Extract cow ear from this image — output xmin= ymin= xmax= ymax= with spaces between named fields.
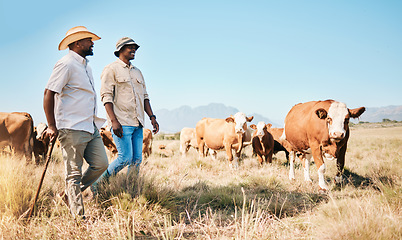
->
xmin=266 ymin=123 xmax=272 ymax=128
xmin=246 ymin=116 xmax=254 ymax=122
xmin=225 ymin=117 xmax=235 ymax=123
xmin=349 ymin=107 xmax=365 ymax=118
xmin=250 ymin=124 xmax=257 ymax=129
xmin=315 ymin=109 xmax=328 ymax=119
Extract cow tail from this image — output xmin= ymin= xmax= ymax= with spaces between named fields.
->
xmin=28 ymin=114 xmax=34 ymax=158
xmin=23 ymin=113 xmax=34 ymax=162
xmin=279 ymin=126 xmax=287 ymax=142
xmin=150 ymin=137 xmax=153 ymax=155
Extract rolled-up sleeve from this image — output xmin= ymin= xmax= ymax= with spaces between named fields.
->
xmin=100 ymin=66 xmax=115 ymax=104
xmin=137 ymin=68 xmax=149 ymax=100
xmin=46 ymin=61 xmax=70 ymax=93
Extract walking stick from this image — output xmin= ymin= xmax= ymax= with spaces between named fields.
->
xmin=27 ymin=137 xmax=56 ymax=220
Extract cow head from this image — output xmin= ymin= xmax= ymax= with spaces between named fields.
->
xmin=315 ymin=102 xmax=365 ymax=142
xmin=226 ymin=112 xmax=254 ymax=134
xmin=250 ymin=121 xmax=268 ymax=140
xmin=36 ymin=123 xmax=48 ymax=141
xmin=226 ymin=112 xmax=253 ymax=153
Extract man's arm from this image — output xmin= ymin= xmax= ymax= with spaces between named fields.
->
xmin=43 ymin=89 xmax=58 ymax=140
xmin=104 ymin=102 xmax=123 ymax=138
xmin=144 ymin=99 xmax=159 ymax=134
xmin=101 ymin=66 xmax=124 ymax=138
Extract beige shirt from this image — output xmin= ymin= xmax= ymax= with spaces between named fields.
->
xmin=46 ymin=50 xmax=105 ymax=133
xmin=100 ymin=59 xmax=149 ymax=127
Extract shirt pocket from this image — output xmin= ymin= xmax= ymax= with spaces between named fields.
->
xmin=115 ymin=75 xmax=134 ymax=103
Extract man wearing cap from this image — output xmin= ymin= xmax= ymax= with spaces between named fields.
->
xmin=96 ymin=37 xmax=159 ymax=184
xmin=43 ymin=26 xmax=109 ymax=218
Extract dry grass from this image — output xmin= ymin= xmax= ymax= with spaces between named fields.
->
xmin=0 ymin=125 xmax=401 ymax=239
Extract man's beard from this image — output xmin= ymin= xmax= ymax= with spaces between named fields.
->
xmin=83 ymin=48 xmax=94 ymax=56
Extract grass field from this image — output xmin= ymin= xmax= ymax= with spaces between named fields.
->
xmin=0 ymin=124 xmax=401 ymax=239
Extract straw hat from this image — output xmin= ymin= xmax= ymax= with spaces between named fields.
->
xmin=114 ymin=37 xmax=140 ymax=57
xmin=58 ymin=26 xmax=101 ymax=50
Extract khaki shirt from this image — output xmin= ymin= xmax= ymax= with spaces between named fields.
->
xmin=100 ymin=59 xmax=149 ymax=127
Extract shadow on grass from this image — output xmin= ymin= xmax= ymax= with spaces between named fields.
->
xmin=332 ymin=168 xmax=382 ymax=191
xmin=176 ymin=182 xmax=328 ymax=222
xmin=95 ymin=172 xmax=329 ymax=225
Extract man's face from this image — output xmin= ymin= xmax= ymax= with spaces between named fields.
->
xmin=78 ymin=38 xmax=94 ymax=56
xmin=120 ymin=45 xmax=137 ymax=61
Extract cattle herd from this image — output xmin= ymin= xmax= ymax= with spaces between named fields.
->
xmin=0 ymin=99 xmax=365 ymax=191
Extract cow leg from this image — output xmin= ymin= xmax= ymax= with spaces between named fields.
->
xmin=232 ymin=150 xmax=240 ymax=169
xmin=21 ymin=141 xmax=33 ymax=163
xmin=225 ymin=144 xmax=238 ymax=169
xmin=301 ymin=153 xmax=312 ymax=182
xmin=312 ymin=146 xmax=328 ymax=191
xmin=209 ymin=149 xmax=217 ymax=160
xmin=257 ymin=153 xmax=263 ymax=165
xmin=180 ymin=142 xmax=186 ymax=157
xmin=266 ymin=149 xmax=273 ymax=164
xmin=14 ymin=144 xmax=32 ymax=163
xmin=34 ymin=152 xmax=40 ymax=165
xmin=335 ymin=144 xmax=347 ymax=184
xmin=185 ymin=144 xmax=190 ymax=155
xmin=25 ymin=151 xmax=33 ymax=163
xmin=288 ymin=151 xmax=296 ymax=181
xmin=198 ymin=139 xmax=205 ymax=159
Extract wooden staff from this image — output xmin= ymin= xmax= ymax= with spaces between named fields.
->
xmin=27 ymin=137 xmax=56 ymax=220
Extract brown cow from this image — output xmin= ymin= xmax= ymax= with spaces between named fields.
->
xmin=33 ymin=123 xmax=51 ymax=164
xmin=250 ymin=122 xmax=274 ymax=164
xmin=0 ymin=112 xmax=34 ymax=162
xmin=180 ymin=127 xmax=220 ymax=159
xmin=282 ymin=100 xmax=365 ymax=191
xmin=266 ymin=125 xmax=290 ymax=161
xmin=99 ymin=127 xmax=118 ymax=157
xmin=196 ymin=112 xmax=253 ymax=168
xmin=142 ymin=128 xmax=153 ymax=158
xmin=100 ymin=127 xmax=153 ymax=159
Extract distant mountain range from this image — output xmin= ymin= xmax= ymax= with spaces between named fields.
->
xmin=144 ymin=103 xmax=278 ymax=133
xmin=145 ymin=103 xmax=402 ymax=133
xmin=357 ymin=105 xmax=402 ymax=123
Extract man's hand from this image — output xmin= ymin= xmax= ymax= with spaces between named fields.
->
xmin=112 ymin=119 xmax=123 ymax=138
xmin=46 ymin=124 xmax=58 ymax=142
xmin=151 ymin=118 xmax=159 ymax=134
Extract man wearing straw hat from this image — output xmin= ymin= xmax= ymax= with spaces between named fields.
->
xmin=43 ymin=26 xmax=108 ymax=219
xmin=95 ymin=37 xmax=159 ymax=187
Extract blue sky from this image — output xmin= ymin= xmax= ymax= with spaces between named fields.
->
xmin=1 ymin=0 xmax=401 ymax=128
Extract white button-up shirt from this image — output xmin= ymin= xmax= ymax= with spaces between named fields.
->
xmin=46 ymin=50 xmax=105 ymax=133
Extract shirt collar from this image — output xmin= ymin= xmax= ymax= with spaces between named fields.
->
xmin=69 ymin=50 xmax=88 ymax=65
xmin=116 ymin=58 xmax=134 ymax=69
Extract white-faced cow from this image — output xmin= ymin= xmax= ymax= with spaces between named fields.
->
xmin=179 ymin=127 xmax=198 ymax=157
xmin=250 ymin=122 xmax=274 ymax=164
xmin=33 ymin=122 xmax=51 ymax=164
xmin=282 ymin=100 xmax=365 ymax=191
xmin=142 ymin=128 xmax=153 ymax=159
xmin=195 ymin=112 xmax=253 ymax=168
xmin=0 ymin=112 xmax=34 ymax=162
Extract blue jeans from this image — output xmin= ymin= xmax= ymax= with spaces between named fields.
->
xmin=99 ymin=126 xmax=143 ymax=182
